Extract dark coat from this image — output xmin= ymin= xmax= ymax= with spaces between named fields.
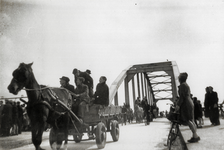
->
xmin=207 ymin=91 xmax=220 ymax=124
xmin=74 ymin=84 xmax=90 ymax=103
xmin=62 ymin=84 xmax=75 ymax=93
xmin=2 ymin=103 xmax=13 ymax=126
xmin=74 ymin=71 xmax=93 ymax=89
xmin=204 ymin=92 xmax=210 ymax=117
xmin=17 ymin=105 xmax=24 ymax=120
xmin=194 ymin=101 xmax=203 ymax=119
xmin=12 ymin=104 xmax=18 ymax=124
xmin=94 ymin=82 xmax=109 ymax=106
xmin=177 ymin=82 xmax=194 ymax=123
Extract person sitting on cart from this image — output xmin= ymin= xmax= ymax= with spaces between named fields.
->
xmin=93 ymin=76 xmax=109 ymax=107
xmin=59 ymin=76 xmax=75 ymax=93
xmin=72 ymin=68 xmax=94 ymax=98
xmin=72 ymin=77 xmax=90 ymax=123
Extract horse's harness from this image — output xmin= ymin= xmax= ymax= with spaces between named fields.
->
xmin=23 ymin=86 xmax=69 ymax=126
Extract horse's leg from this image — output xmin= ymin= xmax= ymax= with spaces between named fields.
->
xmin=32 ymin=107 xmax=49 ymax=150
xmin=31 ymin=122 xmax=45 ymax=150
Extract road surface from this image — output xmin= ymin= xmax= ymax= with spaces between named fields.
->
xmin=12 ymin=118 xmax=171 ymax=150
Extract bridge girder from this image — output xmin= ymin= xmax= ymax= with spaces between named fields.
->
xmin=109 ymin=61 xmax=180 ymax=107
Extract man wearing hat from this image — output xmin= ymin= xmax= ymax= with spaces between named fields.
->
xmin=60 ymin=76 xmax=75 ymax=93
xmin=72 ymin=68 xmax=93 ymax=98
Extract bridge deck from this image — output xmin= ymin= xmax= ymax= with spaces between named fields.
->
xmin=0 ymin=117 xmax=223 ymax=150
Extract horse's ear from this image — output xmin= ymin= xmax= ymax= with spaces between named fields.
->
xmin=28 ymin=62 xmax=33 ymax=67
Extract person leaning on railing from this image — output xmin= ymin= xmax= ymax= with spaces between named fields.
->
xmin=175 ymin=72 xmax=200 ymax=143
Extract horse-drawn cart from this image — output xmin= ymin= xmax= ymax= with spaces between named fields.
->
xmin=49 ymin=99 xmax=122 ymax=149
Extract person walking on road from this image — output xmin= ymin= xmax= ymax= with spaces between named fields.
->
xmin=208 ymin=86 xmax=220 ymax=126
xmin=204 ymin=87 xmax=211 ymax=121
xmin=175 ymin=72 xmax=200 ymax=143
xmin=193 ymin=97 xmax=203 ymax=128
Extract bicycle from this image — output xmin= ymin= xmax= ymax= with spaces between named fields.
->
xmin=166 ymin=104 xmax=186 ymax=150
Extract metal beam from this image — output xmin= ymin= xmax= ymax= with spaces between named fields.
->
xmin=124 ymin=78 xmax=129 ymax=105
xmin=150 ymin=81 xmax=171 ymax=85
xmin=132 ymin=78 xmax=136 ymax=104
xmin=114 ymin=92 xmax=118 ymax=106
xmin=141 ymin=73 xmax=144 ymax=98
xmin=153 ymin=89 xmax=172 ymax=92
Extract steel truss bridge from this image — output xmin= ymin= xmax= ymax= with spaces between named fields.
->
xmin=109 ymin=61 xmax=180 ymax=109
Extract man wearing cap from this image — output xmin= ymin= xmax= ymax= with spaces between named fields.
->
xmin=60 ymin=76 xmax=75 ymax=93
xmin=72 ymin=77 xmax=90 ymax=122
xmin=72 ymin=68 xmax=93 ymax=98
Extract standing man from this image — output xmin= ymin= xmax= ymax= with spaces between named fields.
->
xmin=1 ymin=99 xmax=13 ymax=136
xmin=141 ymin=97 xmax=150 ymax=125
xmin=17 ymin=101 xmax=24 ymax=134
xmin=204 ymin=87 xmax=210 ymax=119
xmin=12 ymin=101 xmax=18 ymax=135
xmin=208 ymin=86 xmax=220 ymax=126
xmin=93 ymin=76 xmax=109 ymax=106
xmin=72 ymin=68 xmax=94 ymax=98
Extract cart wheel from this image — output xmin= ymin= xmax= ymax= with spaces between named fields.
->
xmin=95 ymin=122 xmax=107 ymax=149
xmin=73 ymin=134 xmax=83 ymax=143
xmin=110 ymin=120 xmax=119 ymax=141
xmin=49 ymin=128 xmax=57 ymax=148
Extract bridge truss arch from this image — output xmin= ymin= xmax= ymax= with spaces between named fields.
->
xmin=109 ymin=61 xmax=180 ymax=109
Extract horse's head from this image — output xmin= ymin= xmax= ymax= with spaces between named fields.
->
xmin=8 ymin=62 xmax=33 ymax=95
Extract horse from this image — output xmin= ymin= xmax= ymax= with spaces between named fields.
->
xmin=8 ymin=62 xmax=73 ymax=150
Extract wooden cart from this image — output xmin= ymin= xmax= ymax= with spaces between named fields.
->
xmin=49 ymin=100 xmax=122 ymax=149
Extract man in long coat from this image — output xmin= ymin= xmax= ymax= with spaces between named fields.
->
xmin=208 ymin=86 xmax=220 ymax=126
xmin=93 ymin=76 xmax=109 ymax=106
xmin=204 ymin=87 xmax=210 ymax=118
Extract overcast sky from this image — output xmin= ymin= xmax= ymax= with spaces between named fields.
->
xmin=1 ymin=0 xmax=224 ymax=110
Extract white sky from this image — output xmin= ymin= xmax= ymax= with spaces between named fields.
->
xmin=1 ymin=0 xmax=224 ymax=111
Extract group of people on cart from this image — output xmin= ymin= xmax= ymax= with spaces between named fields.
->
xmin=59 ymin=68 xmax=109 ymax=123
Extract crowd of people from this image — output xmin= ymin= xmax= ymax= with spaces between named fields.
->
xmin=173 ymin=72 xmax=221 ymax=143
xmin=0 ymin=99 xmax=30 ymax=137
xmin=59 ymin=68 xmax=109 ymax=123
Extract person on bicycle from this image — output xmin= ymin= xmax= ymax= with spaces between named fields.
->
xmin=175 ymin=72 xmax=200 ymax=143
